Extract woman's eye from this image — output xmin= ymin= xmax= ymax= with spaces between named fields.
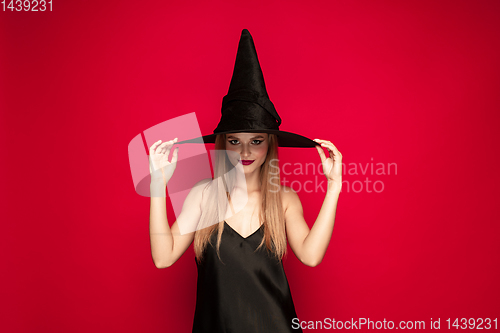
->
xmin=228 ymin=139 xmax=262 ymax=145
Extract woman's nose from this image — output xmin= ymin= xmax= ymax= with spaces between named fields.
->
xmin=240 ymin=144 xmax=251 ymax=157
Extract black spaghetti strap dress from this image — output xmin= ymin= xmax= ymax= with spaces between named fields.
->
xmin=192 ymin=221 xmax=302 ymax=333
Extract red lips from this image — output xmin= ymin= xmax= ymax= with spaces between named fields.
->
xmin=240 ymin=160 xmax=255 ymax=165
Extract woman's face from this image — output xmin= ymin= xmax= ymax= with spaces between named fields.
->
xmin=225 ymin=133 xmax=269 ymax=173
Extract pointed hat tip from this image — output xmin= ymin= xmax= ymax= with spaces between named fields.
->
xmin=241 ymin=29 xmax=251 ymax=36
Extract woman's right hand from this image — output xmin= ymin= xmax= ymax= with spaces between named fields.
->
xmin=149 ymin=138 xmax=179 ymax=187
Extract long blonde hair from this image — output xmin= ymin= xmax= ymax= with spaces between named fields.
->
xmin=193 ymin=133 xmax=287 ymax=263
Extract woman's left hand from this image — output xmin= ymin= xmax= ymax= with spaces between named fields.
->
xmin=313 ymin=139 xmax=343 ymax=187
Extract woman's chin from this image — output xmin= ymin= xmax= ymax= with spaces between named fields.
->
xmin=242 ymin=163 xmax=264 ymax=174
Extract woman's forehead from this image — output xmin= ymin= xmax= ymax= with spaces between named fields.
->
xmin=226 ymin=133 xmax=268 ymax=139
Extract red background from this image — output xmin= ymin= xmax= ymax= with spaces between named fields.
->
xmin=2 ymin=0 xmax=500 ymax=332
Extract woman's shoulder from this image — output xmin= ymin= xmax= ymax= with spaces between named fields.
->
xmin=279 ymin=184 xmax=298 ymax=196
xmin=185 ymin=178 xmax=212 ymax=201
xmin=279 ymin=185 xmax=302 ymax=211
xmin=194 ymin=177 xmax=212 ymax=188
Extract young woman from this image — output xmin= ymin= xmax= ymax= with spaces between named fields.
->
xmin=148 ymin=29 xmax=342 ymax=332
xmin=148 ymin=132 xmax=341 ymax=332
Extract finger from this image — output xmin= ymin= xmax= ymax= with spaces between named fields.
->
xmin=320 ymin=142 xmax=342 ymax=157
xmin=159 ymin=138 xmax=177 ymax=154
xmin=312 ymin=139 xmax=322 ymax=148
xmin=171 ymin=147 xmax=179 ymax=164
xmin=153 ymin=141 xmax=167 ymax=155
xmin=163 ymin=138 xmax=177 ymax=156
xmin=315 ymin=145 xmax=327 ymax=162
xmin=313 ymin=139 xmax=323 ymax=145
xmin=327 ymin=142 xmax=341 ymax=155
xmin=149 ymin=140 xmax=163 ymax=154
xmin=323 ymin=145 xmax=341 ymax=160
xmin=315 ymin=139 xmax=336 ymax=152
xmin=315 ymin=139 xmax=337 ymax=149
xmin=164 ymin=143 xmax=173 ymax=158
xmin=162 ymin=138 xmax=177 ymax=156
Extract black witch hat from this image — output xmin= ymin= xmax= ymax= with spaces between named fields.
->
xmin=177 ymin=29 xmax=318 ymax=148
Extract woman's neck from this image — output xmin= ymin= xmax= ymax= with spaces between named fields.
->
xmin=244 ymin=170 xmax=262 ymax=193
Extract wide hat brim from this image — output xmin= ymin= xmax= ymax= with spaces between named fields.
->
xmin=176 ymin=129 xmax=318 ymax=148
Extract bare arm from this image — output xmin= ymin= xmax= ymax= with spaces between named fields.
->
xmin=148 ymin=138 xmax=204 ymax=268
xmin=284 ymin=182 xmax=341 ymax=267
xmin=285 ymin=139 xmax=342 ymax=267
xmin=149 ymin=181 xmax=204 ymax=268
